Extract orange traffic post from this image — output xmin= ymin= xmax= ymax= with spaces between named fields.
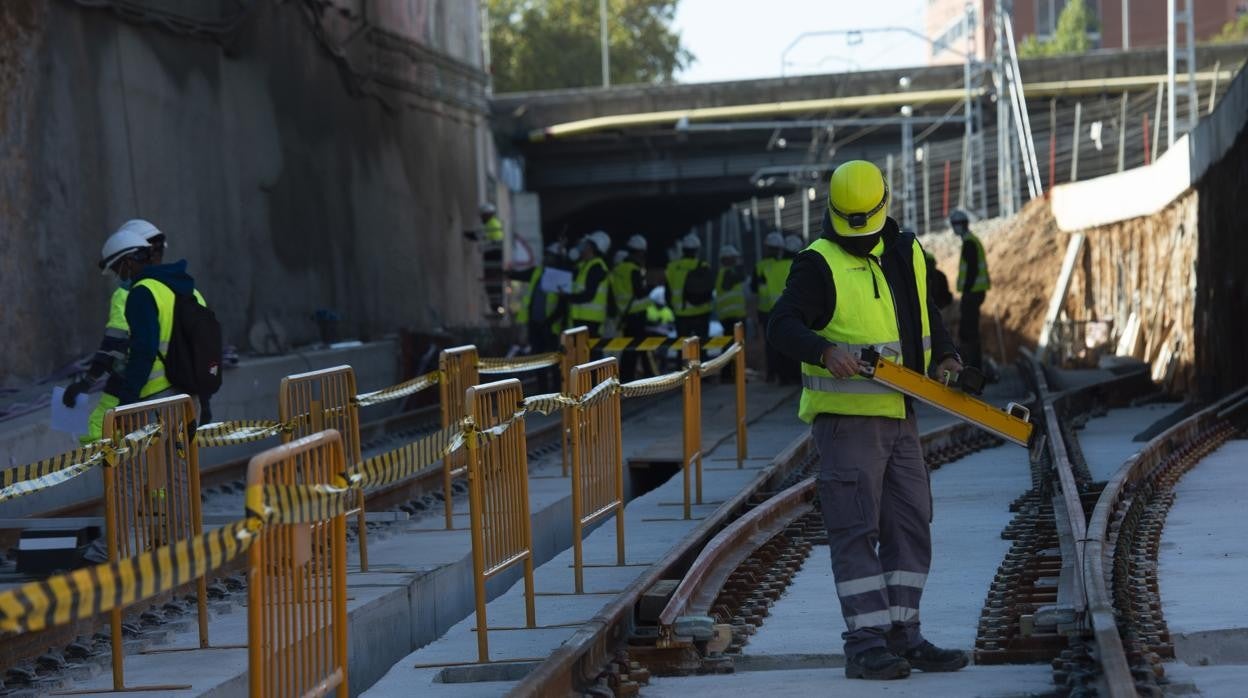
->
xmin=280 ymin=366 xmax=368 ymax=571
xmin=560 ymin=326 xmax=591 ymax=477
xmin=681 ymin=337 xmax=703 ymax=519
xmin=438 ymin=345 xmax=480 ymax=529
xmin=246 ymin=430 xmax=350 ymax=698
xmin=100 ymin=394 xmax=208 ymax=692
xmin=733 ymin=322 xmax=748 ymax=468
xmin=569 ymin=357 xmax=625 ymax=594
xmin=465 ymin=379 xmax=537 ymax=662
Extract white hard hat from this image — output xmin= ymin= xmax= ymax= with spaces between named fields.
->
xmin=627 ymin=234 xmax=648 ymax=252
xmin=479 ymin=202 xmax=496 ymax=215
xmin=764 ymin=232 xmax=785 ymax=248
xmin=99 ymin=223 xmax=155 ymax=274
xmin=587 ymin=230 xmax=612 ymax=255
xmin=681 ymin=233 xmax=701 ymax=250
xmin=784 ymin=235 xmax=803 ymax=253
xmin=720 ymin=244 xmax=741 ymax=258
xmin=649 ymin=287 xmax=666 ymax=306
xmin=613 ymin=249 xmax=629 ymax=265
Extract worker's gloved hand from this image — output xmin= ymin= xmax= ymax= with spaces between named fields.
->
xmin=935 ymin=356 xmax=964 ymax=384
xmin=822 ymin=345 xmax=861 ymax=379
xmin=62 ymin=380 xmax=90 ymax=407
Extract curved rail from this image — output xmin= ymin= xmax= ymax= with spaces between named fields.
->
xmin=656 ymin=476 xmax=815 ymax=635
xmin=1085 ymin=385 xmax=1248 ymax=696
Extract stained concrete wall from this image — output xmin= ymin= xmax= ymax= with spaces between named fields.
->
xmin=0 ymin=0 xmax=488 ymax=384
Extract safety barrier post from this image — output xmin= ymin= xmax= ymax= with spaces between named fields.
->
xmin=280 ymin=366 xmax=368 ymax=570
xmin=246 ymin=430 xmax=349 ymax=698
xmin=682 ymin=337 xmax=703 ymax=519
xmin=101 ymin=394 xmax=208 ymax=692
xmin=560 ymin=327 xmax=590 ymax=477
xmin=439 ymin=346 xmax=479 ymax=529
xmin=733 ymin=322 xmax=748 ymax=468
xmin=569 ymin=358 xmax=625 ymax=594
xmin=465 ymin=379 xmax=537 ymax=662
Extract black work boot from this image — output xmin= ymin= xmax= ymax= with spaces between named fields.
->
xmin=845 ymin=646 xmax=911 ymax=680
xmin=901 ymin=641 xmax=970 ymax=672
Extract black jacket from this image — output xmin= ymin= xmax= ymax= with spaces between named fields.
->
xmin=766 ymin=215 xmax=958 ymax=375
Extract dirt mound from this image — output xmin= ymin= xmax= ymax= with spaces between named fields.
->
xmin=928 ymin=199 xmax=1066 ymax=364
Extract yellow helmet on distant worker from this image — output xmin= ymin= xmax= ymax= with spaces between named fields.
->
xmin=827 ymin=160 xmax=890 ymax=237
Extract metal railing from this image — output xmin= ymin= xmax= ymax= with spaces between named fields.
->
xmin=280 ymin=366 xmax=368 ymax=571
xmin=561 ymin=327 xmax=592 ymax=477
xmin=681 ymin=338 xmax=703 ymax=520
xmin=439 ymin=345 xmax=480 ymax=529
xmin=245 ymin=430 xmax=350 ymax=698
xmin=465 ymin=378 xmax=537 ymax=663
xmin=101 ymin=394 xmax=208 ymax=692
xmin=568 ymin=358 xmax=626 ymax=594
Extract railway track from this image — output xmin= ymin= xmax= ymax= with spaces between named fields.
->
xmin=508 ymin=361 xmax=1248 ymax=697
xmin=0 ymin=381 xmax=671 ymax=692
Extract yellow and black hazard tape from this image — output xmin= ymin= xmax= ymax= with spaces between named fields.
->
xmin=346 ymin=424 xmax=464 ymax=491
xmin=196 ymin=420 xmax=289 ymax=448
xmin=354 ymin=370 xmax=440 ymax=407
xmin=619 ymin=368 xmax=690 ymax=399
xmin=590 ymin=335 xmax=733 ymax=354
xmin=247 ymin=482 xmax=358 ymax=526
xmin=699 ymin=342 xmax=742 ymax=376
xmin=0 ymin=516 xmax=254 ymax=634
xmin=0 ymin=478 xmax=362 ymax=634
xmin=478 ymin=352 xmax=562 ymax=374
xmin=0 ymin=424 xmax=162 ymax=504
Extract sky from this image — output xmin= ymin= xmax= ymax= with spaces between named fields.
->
xmin=672 ymin=0 xmax=930 ymax=84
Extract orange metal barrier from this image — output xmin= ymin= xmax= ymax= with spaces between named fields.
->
xmin=465 ymin=379 xmax=537 ymax=662
xmin=439 ymin=345 xmax=480 ymax=529
xmin=280 ymin=366 xmax=368 ymax=571
xmin=246 ymin=430 xmax=349 ymax=698
xmin=568 ymin=358 xmax=625 ymax=593
xmin=682 ymin=338 xmax=703 ymax=520
xmin=560 ymin=327 xmax=591 ymax=477
xmin=101 ymin=394 xmax=209 ymax=691
xmin=733 ymin=322 xmax=748 ymax=468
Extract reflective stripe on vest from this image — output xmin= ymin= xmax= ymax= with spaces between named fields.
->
xmin=132 ymin=279 xmax=207 ymax=399
xmin=755 ymin=257 xmax=792 ymax=313
xmin=609 ymin=261 xmax=648 ymax=317
xmin=714 ymin=268 xmax=746 ymax=320
xmin=665 ymin=258 xmax=711 ymax=317
xmin=571 ymin=257 xmax=609 ymax=324
xmin=957 ymin=234 xmax=991 ymax=292
xmin=798 ymin=237 xmax=931 ymax=423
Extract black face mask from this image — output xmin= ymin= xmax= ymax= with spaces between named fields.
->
xmin=832 ymin=230 xmax=882 ymax=257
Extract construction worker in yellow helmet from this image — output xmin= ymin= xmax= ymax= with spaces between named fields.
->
xmin=766 ymin=160 xmax=967 ymax=680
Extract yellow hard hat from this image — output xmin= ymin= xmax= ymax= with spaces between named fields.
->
xmin=827 ymin=160 xmax=889 ymax=237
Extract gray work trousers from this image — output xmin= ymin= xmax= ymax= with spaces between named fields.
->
xmin=812 ymin=410 xmax=932 ymax=658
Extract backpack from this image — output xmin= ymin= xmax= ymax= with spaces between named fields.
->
xmin=162 ymin=294 xmax=224 ymax=399
xmin=683 ymin=263 xmax=714 ymax=306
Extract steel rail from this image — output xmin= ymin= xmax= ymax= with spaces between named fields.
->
xmin=656 ymin=476 xmax=816 ymax=634
xmin=508 ymin=419 xmax=984 ymax=696
xmin=1084 ymin=384 xmax=1248 ymax=697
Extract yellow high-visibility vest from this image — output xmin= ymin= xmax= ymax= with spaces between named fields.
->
xmin=131 ymin=279 xmax=207 ymax=399
xmin=798 ymin=238 xmax=931 ymax=423
xmin=755 ymin=257 xmax=791 ymax=313
xmin=714 ymin=268 xmax=746 ymax=320
xmin=570 ymin=257 xmax=609 ymax=324
xmin=957 ymin=234 xmax=991 ymax=292
xmin=665 ymin=258 xmax=711 ymax=317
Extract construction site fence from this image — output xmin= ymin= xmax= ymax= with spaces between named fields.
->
xmin=568 ymin=358 xmax=626 ymax=594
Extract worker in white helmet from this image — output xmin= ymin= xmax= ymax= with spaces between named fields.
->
xmin=609 ymin=235 xmax=651 ymax=379
xmin=664 ymin=233 xmax=713 ymax=340
xmin=754 ymin=231 xmax=791 ymax=383
xmin=63 ymin=220 xmax=168 ymax=444
xmin=566 ymin=231 xmax=612 ymax=336
xmin=714 ymin=244 xmax=747 ymax=380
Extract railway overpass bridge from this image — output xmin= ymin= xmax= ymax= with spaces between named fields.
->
xmin=492 ymin=43 xmax=1247 ymax=247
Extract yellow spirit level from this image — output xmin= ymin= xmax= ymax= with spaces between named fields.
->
xmin=859 ymin=348 xmax=1035 ymax=448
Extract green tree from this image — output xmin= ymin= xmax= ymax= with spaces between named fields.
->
xmin=1211 ymin=13 xmax=1248 ymax=43
xmin=1017 ymin=0 xmax=1096 ymax=58
xmin=488 ymin=0 xmax=694 ymax=92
